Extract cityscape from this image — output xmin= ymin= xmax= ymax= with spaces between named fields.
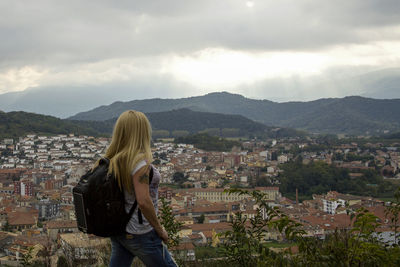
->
xmin=0 ymin=132 xmax=399 ymax=265
xmin=1 ymin=0 xmax=400 ymax=266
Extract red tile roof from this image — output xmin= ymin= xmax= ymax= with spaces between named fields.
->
xmin=46 ymin=220 xmax=77 ymax=229
xmin=8 ymin=211 xmax=37 ymax=226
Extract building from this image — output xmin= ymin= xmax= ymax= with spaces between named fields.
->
xmin=159 ymin=187 xmax=173 ymax=201
xmin=313 ymin=191 xmax=365 ymax=215
xmin=187 ymin=187 xmax=280 ymax=203
xmin=36 ymin=199 xmax=60 ymax=220
xmin=7 ymin=210 xmax=38 ymax=231
xmin=322 ymin=198 xmax=345 ymax=215
xmin=44 ymin=178 xmax=64 ymax=190
xmin=13 ymin=180 xmax=34 ymax=197
xmin=278 ymin=155 xmax=288 ymax=164
xmin=46 ymin=220 xmax=78 ymax=241
xmin=170 ymin=242 xmax=196 ymax=262
xmin=59 ymin=233 xmax=108 ymax=266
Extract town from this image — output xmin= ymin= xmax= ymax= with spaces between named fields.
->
xmin=0 ymin=133 xmax=399 ymax=265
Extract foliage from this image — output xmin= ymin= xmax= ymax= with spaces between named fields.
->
xmin=21 ymin=247 xmax=34 ymax=267
xmin=221 ymin=128 xmax=240 ymax=137
xmin=296 ymin=208 xmax=399 ymax=266
xmin=385 ymin=186 xmax=400 ymax=246
xmin=72 ymin=105 xmax=270 ymax=135
xmin=20 ymin=247 xmax=44 ymax=267
xmin=152 ymin=130 xmax=170 ymax=138
xmin=56 ymin=255 xmax=69 ymax=267
xmin=0 ymin=108 xmax=305 ymax=140
xmin=175 ymin=133 xmax=240 ymax=152
xmin=255 ymin=176 xmax=273 ymax=187
xmin=2 ymin=220 xmax=11 ymax=231
xmin=152 ymin=159 xmax=161 ymax=165
xmin=278 ymin=160 xmax=397 ymax=200
xmin=0 ymin=111 xmax=101 ymax=139
xmin=195 ymin=246 xmax=223 ymax=260
xmin=218 ymin=188 xmax=304 ymax=267
xmin=216 ymin=188 xmax=400 ymax=266
xmin=198 ymin=214 xmax=205 ymax=224
xmin=69 ymin=92 xmax=400 ymax=135
xmin=344 ymin=153 xmax=375 ymax=162
xmin=172 ymin=172 xmax=187 ymax=185
xmin=384 ymin=131 xmax=400 ymax=139
xmin=159 ymin=197 xmax=183 ymax=248
xmin=172 ymin=130 xmax=190 ymax=137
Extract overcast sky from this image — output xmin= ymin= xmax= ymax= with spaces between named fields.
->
xmin=1 ymin=0 xmax=400 ymax=102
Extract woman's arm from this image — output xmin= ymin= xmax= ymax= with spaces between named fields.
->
xmin=133 ymin=166 xmax=168 ymax=242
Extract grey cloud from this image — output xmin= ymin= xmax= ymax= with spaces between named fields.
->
xmin=1 ymin=0 xmax=400 ymax=68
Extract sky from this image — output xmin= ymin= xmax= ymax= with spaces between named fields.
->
xmin=1 ymin=0 xmax=400 ymax=102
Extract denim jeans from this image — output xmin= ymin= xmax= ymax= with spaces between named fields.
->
xmin=109 ymin=229 xmax=177 ymax=267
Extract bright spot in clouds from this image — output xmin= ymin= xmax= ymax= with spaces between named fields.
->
xmin=165 ymin=48 xmax=327 ymax=89
xmin=246 ymin=1 xmax=254 ymax=8
xmin=164 ymin=41 xmax=400 ymax=90
xmin=0 ymin=67 xmax=47 ymax=94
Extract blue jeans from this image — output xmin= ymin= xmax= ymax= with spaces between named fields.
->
xmin=109 ymin=229 xmax=177 ymax=267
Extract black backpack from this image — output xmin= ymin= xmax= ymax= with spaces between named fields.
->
xmin=73 ymin=158 xmax=153 ymax=237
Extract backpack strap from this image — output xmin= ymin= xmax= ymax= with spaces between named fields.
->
xmin=137 ymin=165 xmax=154 ymax=224
xmin=128 ymin=200 xmax=138 ymax=221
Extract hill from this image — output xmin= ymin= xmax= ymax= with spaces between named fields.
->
xmin=69 ymin=92 xmax=400 ymax=135
xmin=73 ymin=108 xmax=302 ymax=138
xmin=0 ymin=109 xmax=299 ymax=139
xmin=1 ymin=68 xmax=399 ymax=119
xmin=146 ymin=108 xmax=267 ymax=134
xmin=0 ymin=111 xmax=100 ymax=139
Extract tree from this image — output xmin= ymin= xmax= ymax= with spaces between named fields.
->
xmin=21 ymin=247 xmax=34 ymax=267
xmin=296 ymin=208 xmax=392 ymax=266
xmin=152 ymin=159 xmax=161 ymax=165
xmin=159 ymin=152 xmax=168 ymax=160
xmin=159 ymin=198 xmax=182 ymax=248
xmin=172 ymin=172 xmax=186 ymax=185
xmin=172 ymin=130 xmax=189 ymax=138
xmin=216 ymin=188 xmax=400 ymax=266
xmin=385 ymin=186 xmax=400 ymax=246
xmin=219 ymin=189 xmax=304 ymax=266
xmin=198 ymin=214 xmax=205 ymax=224
xmin=57 ymin=255 xmax=69 ymax=267
xmin=2 ymin=221 xmax=11 ymax=232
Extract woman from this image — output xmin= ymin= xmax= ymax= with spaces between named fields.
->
xmin=102 ymin=110 xmax=177 ymax=267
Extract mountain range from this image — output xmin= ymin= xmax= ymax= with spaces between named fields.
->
xmin=69 ymin=92 xmax=400 ymax=135
xmin=1 ymin=109 xmax=300 ymax=139
xmin=0 ymin=68 xmax=399 ymax=119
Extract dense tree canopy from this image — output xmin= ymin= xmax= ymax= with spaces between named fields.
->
xmin=278 ymin=160 xmax=397 ymax=200
xmin=174 ymin=133 xmax=240 ymax=152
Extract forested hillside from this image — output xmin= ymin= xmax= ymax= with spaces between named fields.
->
xmin=0 ymin=109 xmax=302 ymax=139
xmin=69 ymin=92 xmax=400 ymax=135
xmin=278 ymin=160 xmax=397 ymax=201
xmin=0 ymin=111 xmax=99 ymax=139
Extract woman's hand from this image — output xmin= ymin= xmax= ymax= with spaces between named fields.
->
xmin=157 ymin=227 xmax=169 ymax=244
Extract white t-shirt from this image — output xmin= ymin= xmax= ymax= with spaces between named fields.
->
xmin=125 ymin=160 xmax=161 ymax=234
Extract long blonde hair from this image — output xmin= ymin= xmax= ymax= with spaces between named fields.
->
xmin=97 ymin=110 xmax=153 ymax=193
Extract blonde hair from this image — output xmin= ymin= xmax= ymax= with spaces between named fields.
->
xmin=97 ymin=110 xmax=153 ymax=193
